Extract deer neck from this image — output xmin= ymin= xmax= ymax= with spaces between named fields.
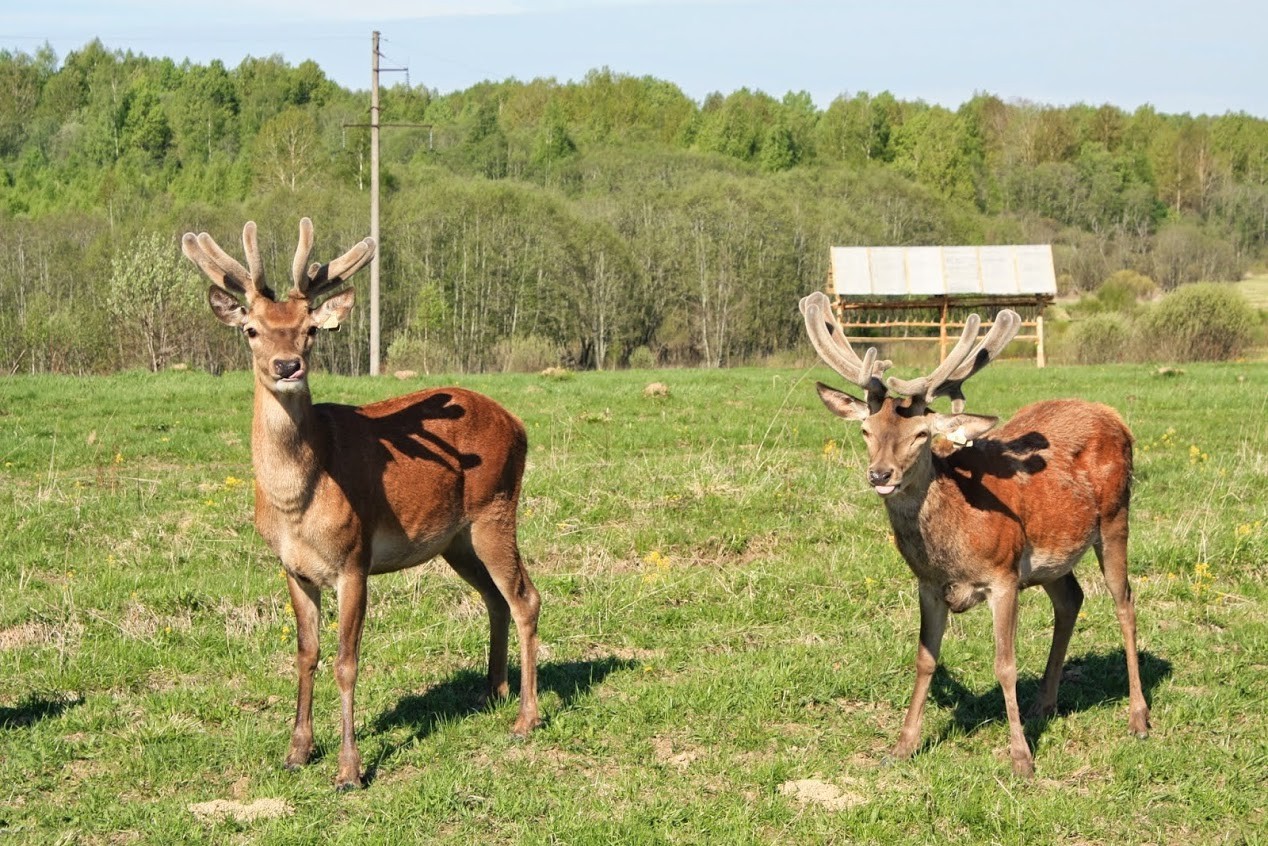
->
xmin=251 ymin=383 xmax=325 ymax=515
xmin=879 ymin=456 xmax=938 ymax=563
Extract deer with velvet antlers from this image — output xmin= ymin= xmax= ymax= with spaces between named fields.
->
xmin=800 ymin=291 xmax=1149 ymax=776
xmin=182 ymin=219 xmax=541 ymax=790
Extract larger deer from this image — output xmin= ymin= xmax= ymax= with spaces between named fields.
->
xmin=800 ymin=291 xmax=1149 ymax=776
xmin=182 ymin=219 xmax=541 ymax=790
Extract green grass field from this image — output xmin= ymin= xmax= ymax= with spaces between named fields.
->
xmin=1 ymin=362 xmax=1265 ymax=844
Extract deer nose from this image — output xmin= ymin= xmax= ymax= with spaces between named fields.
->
xmin=867 ymin=468 xmax=893 ymax=486
xmin=274 ymin=359 xmax=303 ymax=379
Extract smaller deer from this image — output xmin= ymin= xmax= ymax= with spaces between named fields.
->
xmin=801 ymin=291 xmax=1149 ymax=776
xmin=182 ymin=219 xmax=541 ymax=790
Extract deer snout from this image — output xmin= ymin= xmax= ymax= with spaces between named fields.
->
xmin=867 ymin=467 xmax=899 ymax=496
xmin=273 ymin=358 xmax=305 ymax=380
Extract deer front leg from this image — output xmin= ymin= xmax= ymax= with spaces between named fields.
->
xmin=284 ymin=573 xmax=321 ymax=770
xmin=988 ymin=582 xmax=1034 ymax=777
xmin=893 ymin=582 xmax=948 ymax=760
xmin=333 ymin=570 xmax=368 ymax=791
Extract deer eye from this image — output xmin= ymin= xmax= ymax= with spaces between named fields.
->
xmin=244 ymin=326 xmax=258 ymax=339
xmin=913 ymin=430 xmax=929 ymax=442
xmin=306 ymin=326 xmax=319 ymax=337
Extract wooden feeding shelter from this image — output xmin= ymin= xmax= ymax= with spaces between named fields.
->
xmin=828 ymin=245 xmax=1057 ymax=367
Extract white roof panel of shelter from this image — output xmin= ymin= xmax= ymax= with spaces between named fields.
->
xmin=830 ymin=245 xmax=1057 ymax=297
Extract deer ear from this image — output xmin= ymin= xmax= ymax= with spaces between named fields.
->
xmin=931 ymin=412 xmax=998 ymax=446
xmin=310 ymin=288 xmax=354 ymax=331
xmin=208 ymin=286 xmax=247 ymax=327
xmin=815 ymin=381 xmax=869 ymax=422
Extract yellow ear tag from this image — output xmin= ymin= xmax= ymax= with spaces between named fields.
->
xmin=319 ymin=313 xmax=341 ymax=330
xmin=947 ymin=427 xmax=972 ymax=447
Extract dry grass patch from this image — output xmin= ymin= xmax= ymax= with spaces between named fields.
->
xmin=0 ymin=621 xmax=57 ymax=651
xmin=119 ymin=602 xmax=191 ymax=640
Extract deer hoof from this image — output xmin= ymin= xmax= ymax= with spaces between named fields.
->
xmin=1011 ymin=756 xmax=1036 ymax=779
xmin=335 ymin=774 xmax=364 ymax=792
xmin=1026 ymin=701 xmax=1057 ymax=721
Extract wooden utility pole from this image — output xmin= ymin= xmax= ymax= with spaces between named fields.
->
xmin=369 ymin=31 xmax=382 ymax=375
xmin=362 ymin=32 xmax=426 ymax=375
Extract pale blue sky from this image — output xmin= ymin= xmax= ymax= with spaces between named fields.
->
xmin=3 ymin=0 xmax=1265 ymax=117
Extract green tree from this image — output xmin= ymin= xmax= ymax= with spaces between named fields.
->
xmin=253 ymin=107 xmax=321 ymax=191
xmin=106 ymin=231 xmax=204 ymax=371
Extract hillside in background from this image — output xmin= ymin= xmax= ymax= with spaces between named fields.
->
xmin=2 ymin=41 xmax=1266 ymax=374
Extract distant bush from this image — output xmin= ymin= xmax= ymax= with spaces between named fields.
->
xmin=1097 ymin=270 xmax=1158 ymax=312
xmin=627 ymin=346 xmax=657 ymax=369
xmin=493 ymin=335 xmax=563 ymax=373
xmin=1067 ymin=313 xmax=1133 ymax=364
xmin=1136 ymin=283 xmax=1257 ymax=362
xmin=385 ymin=334 xmax=462 ymax=375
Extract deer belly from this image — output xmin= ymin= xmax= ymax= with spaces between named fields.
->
xmin=1018 ymin=547 xmax=1080 ymax=588
xmin=368 ymin=525 xmax=455 ymax=575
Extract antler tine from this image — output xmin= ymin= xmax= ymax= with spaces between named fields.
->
xmin=290 ymin=217 xmax=315 ymax=295
xmin=239 ymin=222 xmax=278 ymax=301
xmin=183 ymin=231 xmax=250 ymax=298
xmin=302 ymin=235 xmax=377 ymax=301
xmin=931 ymin=309 xmax=1022 ymax=412
xmin=885 ymin=314 xmax=981 ymax=400
xmin=800 ymin=291 xmax=890 ymax=393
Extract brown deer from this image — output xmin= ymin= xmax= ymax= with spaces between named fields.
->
xmin=800 ymin=291 xmax=1149 ymax=776
xmin=182 ymin=219 xmax=541 ymax=790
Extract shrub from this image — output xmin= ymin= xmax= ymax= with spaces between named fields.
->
xmin=1097 ymin=270 xmax=1158 ymax=312
xmin=1136 ymin=283 xmax=1257 ymax=362
xmin=493 ymin=334 xmax=563 ymax=373
xmin=1067 ymin=313 xmax=1133 ymax=364
xmin=385 ymin=334 xmax=462 ymax=375
xmin=627 ymin=346 xmax=657 ymax=369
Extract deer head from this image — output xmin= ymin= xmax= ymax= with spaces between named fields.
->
xmin=182 ymin=219 xmax=375 ymax=395
xmin=800 ymin=291 xmax=1020 ymax=497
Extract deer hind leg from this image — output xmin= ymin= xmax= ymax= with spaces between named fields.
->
xmin=333 ymin=571 xmax=369 ymax=791
xmin=284 ymin=573 xmax=321 ymax=770
xmin=1095 ymin=511 xmax=1150 ymax=738
xmin=1030 ymin=572 xmax=1084 ymax=720
xmin=988 ymin=582 xmax=1035 ymax=777
xmin=469 ymin=515 xmax=541 ymax=737
xmin=893 ymin=582 xmax=948 ymax=760
xmin=443 ymin=530 xmax=512 ymax=704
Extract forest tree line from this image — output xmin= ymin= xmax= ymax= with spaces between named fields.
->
xmin=2 ymin=40 xmax=1266 ymax=374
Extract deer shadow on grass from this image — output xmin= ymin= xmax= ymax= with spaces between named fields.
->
xmin=925 ymin=649 xmax=1171 ymax=756
xmin=361 ymin=657 xmax=633 ymax=784
xmin=0 ymin=694 xmax=81 ymax=729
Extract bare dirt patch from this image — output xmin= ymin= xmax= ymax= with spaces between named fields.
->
xmin=188 ymin=798 xmax=293 ymax=824
xmin=651 ymin=735 xmax=702 ymax=770
xmin=778 ymin=777 xmax=868 ymax=811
